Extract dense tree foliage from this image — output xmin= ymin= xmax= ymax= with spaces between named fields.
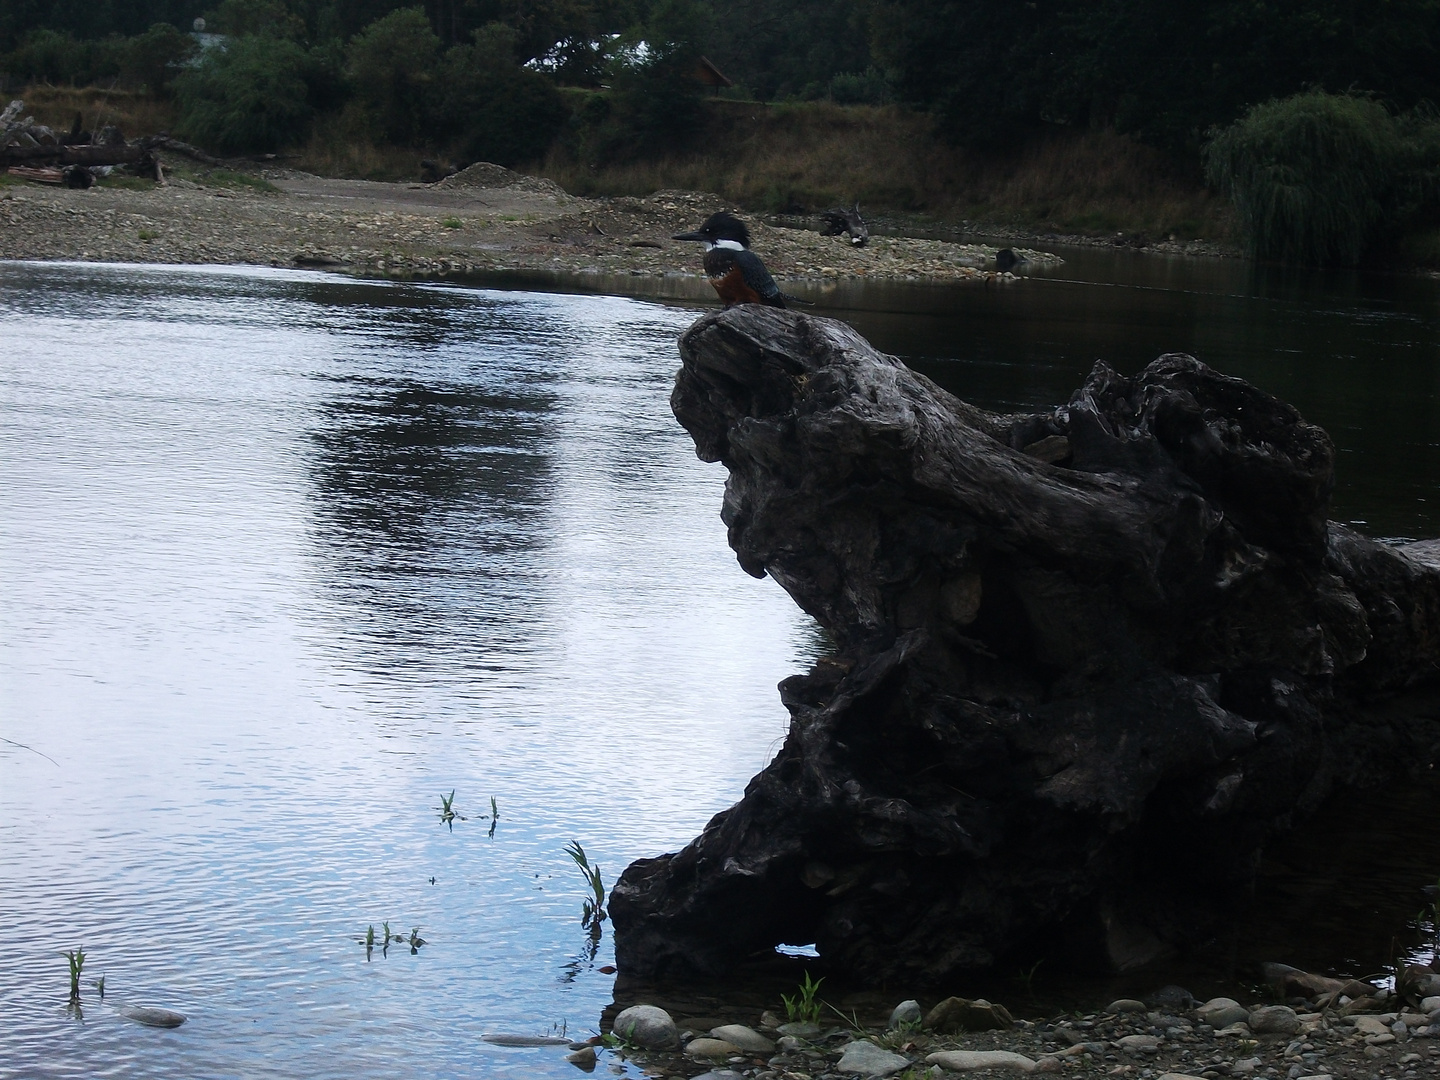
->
xmin=872 ymin=0 xmax=1440 ymax=150
xmin=1205 ymin=92 xmax=1440 ymax=265
xmin=5 ymin=0 xmax=1437 ymax=199
xmin=172 ymin=32 xmax=312 ymax=150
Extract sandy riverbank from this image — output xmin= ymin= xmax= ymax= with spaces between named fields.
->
xmin=0 ymin=163 xmax=1065 ymax=286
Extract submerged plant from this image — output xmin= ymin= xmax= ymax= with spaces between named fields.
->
xmin=565 ymin=841 xmax=607 ymax=932
xmin=438 ymin=789 xmax=464 ymax=828
xmin=408 ymin=927 xmax=426 ymax=954
xmin=92 ymin=976 xmax=105 ymax=1000
xmin=64 ymin=948 xmax=85 ymax=1003
xmin=781 ymin=970 xmax=824 ymax=1024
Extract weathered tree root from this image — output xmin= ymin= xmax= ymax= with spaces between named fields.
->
xmin=610 ymin=306 xmax=1440 ymax=983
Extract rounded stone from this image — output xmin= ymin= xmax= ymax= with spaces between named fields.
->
xmin=1196 ymin=997 xmax=1250 ymax=1029
xmin=709 ymin=1024 xmax=774 ymax=1053
xmin=611 ymin=1004 xmax=678 ymax=1049
xmin=116 ymin=1005 xmax=186 ymax=1028
xmin=889 ymin=999 xmax=923 ymax=1028
xmin=1108 ymin=999 xmax=1148 ymax=1014
xmin=1248 ymin=1005 xmax=1301 ymax=1035
xmin=926 ymin=1049 xmax=1037 ymax=1073
xmin=837 ymin=1039 xmax=912 ymax=1076
xmin=564 ymin=1045 xmax=597 ymax=1069
xmin=685 ymin=1037 xmax=742 ymax=1057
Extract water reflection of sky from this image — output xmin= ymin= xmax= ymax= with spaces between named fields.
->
xmin=0 ymin=263 xmax=815 ymax=1079
xmin=1 ymin=257 xmax=1436 ymax=1077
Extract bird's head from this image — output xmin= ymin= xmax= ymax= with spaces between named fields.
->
xmin=673 ymin=211 xmax=751 ymax=251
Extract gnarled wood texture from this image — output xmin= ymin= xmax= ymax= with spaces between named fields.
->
xmin=610 ymin=307 xmax=1440 ymax=982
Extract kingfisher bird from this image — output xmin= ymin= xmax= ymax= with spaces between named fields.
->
xmin=672 ymin=212 xmax=787 ymax=308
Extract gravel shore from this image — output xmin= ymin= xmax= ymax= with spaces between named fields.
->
xmin=0 ymin=164 xmax=1058 ymax=287
xmin=563 ymin=991 xmax=1440 ymax=1080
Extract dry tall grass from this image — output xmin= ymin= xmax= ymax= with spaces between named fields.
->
xmin=8 ymin=84 xmax=1231 ymax=239
xmin=541 ymin=100 xmax=1232 ymax=240
xmin=12 ymin=84 xmax=178 ymax=140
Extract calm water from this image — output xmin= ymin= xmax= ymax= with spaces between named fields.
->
xmin=1 ymin=253 xmax=1437 ymax=1077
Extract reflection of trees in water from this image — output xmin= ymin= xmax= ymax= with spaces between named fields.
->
xmin=306 ymin=363 xmax=560 ymax=662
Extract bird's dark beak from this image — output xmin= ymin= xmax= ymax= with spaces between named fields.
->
xmin=672 ymin=230 xmax=707 ymax=241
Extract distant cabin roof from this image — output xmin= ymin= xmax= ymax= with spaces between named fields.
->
xmin=694 ymin=57 xmax=733 ymax=88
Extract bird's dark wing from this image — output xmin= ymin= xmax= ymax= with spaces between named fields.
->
xmin=734 ymin=249 xmax=785 ymax=307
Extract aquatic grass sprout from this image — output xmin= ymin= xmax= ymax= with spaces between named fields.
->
xmin=565 ymin=841 xmax=607 ymax=931
xmin=64 ymin=948 xmax=85 ymax=1002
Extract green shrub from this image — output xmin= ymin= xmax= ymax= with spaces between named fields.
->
xmin=174 ymin=34 xmax=313 ymax=153
xmin=1203 ymin=92 xmax=1413 ymax=265
xmin=6 ymin=28 xmax=102 ymax=85
xmin=436 ymin=32 xmax=569 ymax=167
xmin=346 ymin=8 xmax=442 ymax=145
xmin=113 ymin=23 xmax=198 ymax=95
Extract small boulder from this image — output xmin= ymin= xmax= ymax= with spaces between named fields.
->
xmin=685 ymin=1037 xmax=742 ymax=1057
xmin=1196 ymin=997 xmax=1250 ymax=1029
xmin=1247 ymin=1005 xmax=1300 ymax=1035
xmin=776 ymin=1020 xmax=822 ymax=1039
xmin=924 ymin=996 xmax=1014 ymax=1032
xmin=837 ymin=1039 xmax=912 ymax=1076
xmin=611 ymin=1004 xmax=678 ymax=1049
xmin=564 ymin=1045 xmax=597 ymax=1071
xmin=1421 ymin=995 xmax=1440 ymax=1013
xmin=116 ymin=1005 xmax=186 ymax=1028
xmin=889 ymin=999 xmax=923 ymax=1028
xmin=1113 ymin=1034 xmax=1161 ymax=1053
xmin=926 ymin=1049 xmax=1036 ymax=1073
xmin=1352 ymin=1015 xmax=1390 ymax=1036
xmin=1107 ymin=999 xmax=1147 ymax=1014
xmin=709 ymin=1024 xmax=774 ymax=1053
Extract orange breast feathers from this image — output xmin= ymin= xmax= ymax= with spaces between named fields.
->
xmin=709 ymin=265 xmax=765 ymax=307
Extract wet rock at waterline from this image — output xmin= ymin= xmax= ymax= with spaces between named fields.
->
xmin=610 ymin=305 xmax=1440 ymax=982
xmin=116 ymin=1005 xmax=186 ymax=1028
xmin=564 ymin=1044 xmax=597 ymax=1071
xmin=481 ymin=1034 xmax=575 ymax=1047
xmin=610 ymin=1004 xmax=678 ymax=1048
xmin=708 ymin=1024 xmax=775 ymax=1053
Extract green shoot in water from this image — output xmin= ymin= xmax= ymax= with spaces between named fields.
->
xmin=409 ymin=927 xmax=426 ymax=954
xmin=64 ymin=949 xmax=85 ymax=1003
xmin=565 ymin=841 xmax=607 ymax=932
xmin=781 ymin=971 xmax=824 ymax=1024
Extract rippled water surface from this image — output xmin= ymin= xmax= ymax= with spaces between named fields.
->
xmin=1 ymin=255 xmax=1437 ymax=1077
xmin=0 ymin=263 xmax=817 ymax=1078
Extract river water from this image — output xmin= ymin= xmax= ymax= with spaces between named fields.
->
xmin=0 ymin=253 xmax=1436 ymax=1077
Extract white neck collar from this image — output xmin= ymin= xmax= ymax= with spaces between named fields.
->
xmin=706 ymin=238 xmax=745 ymax=251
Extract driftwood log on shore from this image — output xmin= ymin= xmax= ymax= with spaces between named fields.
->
xmin=610 ymin=306 xmax=1440 ymax=983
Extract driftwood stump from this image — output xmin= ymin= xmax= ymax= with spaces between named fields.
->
xmin=610 ymin=306 xmax=1440 ymax=982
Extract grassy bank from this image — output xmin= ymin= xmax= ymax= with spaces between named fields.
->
xmin=11 ymin=84 xmax=1231 ymax=242
xmin=539 ymin=100 xmax=1234 ymax=242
